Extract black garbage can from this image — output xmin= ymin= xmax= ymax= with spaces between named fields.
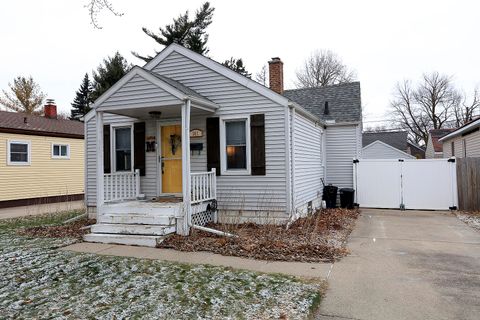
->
xmin=339 ymin=188 xmax=355 ymax=209
xmin=323 ymin=185 xmax=338 ymax=208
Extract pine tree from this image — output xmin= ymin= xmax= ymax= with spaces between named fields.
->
xmin=91 ymin=52 xmax=131 ymax=101
xmin=70 ymin=73 xmax=93 ymax=121
xmin=0 ymin=76 xmax=46 ymax=114
xmin=222 ymin=58 xmax=251 ymax=78
xmin=132 ymin=2 xmax=214 ymax=62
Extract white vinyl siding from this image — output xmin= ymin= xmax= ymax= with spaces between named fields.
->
xmin=152 ymin=51 xmax=288 ymax=212
xmin=362 ymin=141 xmax=415 ymax=159
xmin=425 ymin=135 xmax=437 ymax=158
xmin=293 ymin=112 xmax=323 ymax=209
xmin=443 ymin=130 xmax=480 ymax=158
xmin=325 ymin=125 xmax=361 ymax=188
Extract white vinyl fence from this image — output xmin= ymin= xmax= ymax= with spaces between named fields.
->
xmin=353 ymin=158 xmax=458 ymax=210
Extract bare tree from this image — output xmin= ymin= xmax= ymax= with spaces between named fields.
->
xmin=295 ymin=50 xmax=356 ymax=88
xmin=0 ymin=76 xmax=46 ymax=115
xmin=255 ymin=65 xmax=268 ymax=86
xmin=453 ymin=87 xmax=480 ymax=127
xmin=391 ymin=72 xmax=479 ymax=145
xmin=86 ymin=0 xmax=123 ymax=29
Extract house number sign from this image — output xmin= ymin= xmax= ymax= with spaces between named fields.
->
xmin=190 ymin=129 xmax=203 ymax=138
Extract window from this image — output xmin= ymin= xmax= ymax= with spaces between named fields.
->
xmin=221 ymin=118 xmax=250 ymax=175
xmin=451 ymin=141 xmax=455 ymax=156
xmin=7 ymin=140 xmax=30 ymax=165
xmin=114 ymin=127 xmax=132 ymax=171
xmin=52 ymin=144 xmax=69 ymax=159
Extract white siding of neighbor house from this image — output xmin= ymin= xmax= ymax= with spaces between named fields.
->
xmin=425 ymin=134 xmax=436 ymax=158
xmin=325 ymin=124 xmax=361 ymax=189
xmin=85 ymin=114 xmax=158 ymax=206
xmin=150 ymin=51 xmax=290 ymax=212
xmin=293 ymin=112 xmax=323 ymax=209
xmin=442 ymin=131 xmax=480 ymax=158
xmin=101 ymin=75 xmax=180 ymax=109
xmin=362 ymin=141 xmax=414 ymax=159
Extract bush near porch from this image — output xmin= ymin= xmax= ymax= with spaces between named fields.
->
xmin=161 ymin=208 xmax=360 ymax=263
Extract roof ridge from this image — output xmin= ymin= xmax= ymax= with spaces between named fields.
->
xmin=284 ymin=81 xmax=360 ymax=92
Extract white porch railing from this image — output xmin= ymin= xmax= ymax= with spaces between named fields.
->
xmin=103 ymin=169 xmax=140 ymax=203
xmin=190 ymin=169 xmax=216 ymax=204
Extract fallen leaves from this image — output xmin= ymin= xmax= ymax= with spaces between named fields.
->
xmin=16 ymin=219 xmax=96 ymax=239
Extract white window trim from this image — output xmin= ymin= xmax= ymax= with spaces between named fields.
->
xmin=220 ymin=116 xmax=251 ymax=176
xmin=51 ymin=143 xmax=70 ymax=159
xmin=7 ymin=140 xmax=31 ymax=166
xmin=111 ymin=122 xmax=134 ymax=173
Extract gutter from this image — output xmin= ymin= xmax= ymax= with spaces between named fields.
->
xmin=439 ymin=119 xmax=480 ymax=142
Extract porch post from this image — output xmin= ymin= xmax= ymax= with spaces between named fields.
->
xmin=95 ymin=110 xmax=105 ymax=217
xmin=181 ymin=99 xmax=191 ymax=235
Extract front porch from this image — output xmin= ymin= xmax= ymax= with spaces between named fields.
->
xmin=84 ymin=67 xmax=220 ymax=246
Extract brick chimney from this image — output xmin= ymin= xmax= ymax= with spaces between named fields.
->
xmin=268 ymin=57 xmax=284 ymax=95
xmin=44 ymin=99 xmax=57 ymax=119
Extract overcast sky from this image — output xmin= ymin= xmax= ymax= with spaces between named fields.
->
xmin=1 ymin=0 xmax=479 ymax=127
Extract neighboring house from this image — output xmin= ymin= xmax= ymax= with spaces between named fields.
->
xmin=440 ymin=117 xmax=480 ymax=158
xmin=362 ymin=131 xmax=424 ymax=159
xmin=82 ymin=44 xmax=362 ymax=246
xmin=0 ymin=103 xmax=84 ymax=208
xmin=425 ymin=129 xmax=454 ymax=158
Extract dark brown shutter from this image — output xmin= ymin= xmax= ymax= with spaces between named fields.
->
xmin=206 ymin=117 xmax=221 ymax=176
xmin=250 ymin=114 xmax=266 ymax=175
xmin=103 ymin=124 xmax=111 ymax=173
xmin=134 ymin=122 xmax=146 ymax=176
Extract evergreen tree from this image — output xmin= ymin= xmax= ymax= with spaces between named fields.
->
xmin=70 ymin=73 xmax=93 ymax=121
xmin=133 ymin=2 xmax=214 ymax=62
xmin=91 ymin=52 xmax=131 ymax=101
xmin=222 ymin=57 xmax=251 ymax=78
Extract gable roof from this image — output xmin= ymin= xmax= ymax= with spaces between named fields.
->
xmin=0 ymin=111 xmax=84 ymax=139
xmin=438 ymin=117 xmax=480 ymax=142
xmin=283 ymin=82 xmax=361 ymax=123
xmin=362 ymin=131 xmax=408 ymax=152
xmin=429 ymin=128 xmax=455 ymax=152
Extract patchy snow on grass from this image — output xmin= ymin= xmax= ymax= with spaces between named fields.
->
xmin=0 ymin=214 xmax=323 ymax=319
xmin=456 ymin=212 xmax=480 ymax=230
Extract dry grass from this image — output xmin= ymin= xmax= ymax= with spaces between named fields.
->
xmin=161 ymin=208 xmax=360 ymax=263
xmin=17 ymin=218 xmax=95 ymax=239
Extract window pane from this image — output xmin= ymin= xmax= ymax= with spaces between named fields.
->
xmin=115 ymin=127 xmax=132 ymax=171
xmin=11 ymin=152 xmax=28 ymax=162
xmin=226 ymin=146 xmax=246 ymax=169
xmin=53 ymin=145 xmax=60 ymax=156
xmin=60 ymin=145 xmax=67 ymax=156
xmin=226 ymin=121 xmax=246 ymax=146
xmin=11 ymin=143 xmax=27 ymax=153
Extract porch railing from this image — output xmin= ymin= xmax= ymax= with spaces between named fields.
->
xmin=104 ymin=169 xmax=140 ymax=203
xmin=190 ymin=169 xmax=216 ymax=204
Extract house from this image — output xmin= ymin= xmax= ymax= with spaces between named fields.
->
xmin=439 ymin=117 xmax=480 ymax=157
xmin=82 ymin=44 xmax=362 ymax=246
xmin=0 ymin=102 xmax=84 ymax=208
xmin=362 ymin=131 xmax=425 ymax=159
xmin=425 ymin=129 xmax=454 ymax=158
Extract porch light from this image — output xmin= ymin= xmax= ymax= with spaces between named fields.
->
xmin=149 ymin=111 xmax=162 ymax=119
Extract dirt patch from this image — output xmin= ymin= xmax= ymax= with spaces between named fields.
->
xmin=16 ymin=218 xmax=95 ymax=239
xmin=161 ymin=208 xmax=360 ymax=263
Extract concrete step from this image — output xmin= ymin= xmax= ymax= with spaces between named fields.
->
xmin=91 ymin=223 xmax=176 ymax=236
xmin=98 ymin=214 xmax=176 ymax=226
xmin=83 ymin=233 xmax=165 ymax=247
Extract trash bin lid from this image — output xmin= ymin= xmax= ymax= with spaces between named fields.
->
xmin=340 ymin=188 xmax=355 ymax=192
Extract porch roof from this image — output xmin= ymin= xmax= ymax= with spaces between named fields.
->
xmin=88 ymin=66 xmax=218 ymax=119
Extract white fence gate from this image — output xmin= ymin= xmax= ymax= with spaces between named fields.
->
xmin=353 ymin=158 xmax=458 ymax=210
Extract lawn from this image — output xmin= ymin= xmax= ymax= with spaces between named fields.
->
xmin=0 ymin=212 xmax=324 ymax=319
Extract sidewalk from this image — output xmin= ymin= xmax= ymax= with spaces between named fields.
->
xmin=0 ymin=200 xmax=84 ymax=219
xmin=62 ymin=242 xmax=333 ymax=279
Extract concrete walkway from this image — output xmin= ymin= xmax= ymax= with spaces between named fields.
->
xmin=0 ymin=200 xmax=84 ymax=220
xmin=62 ymin=242 xmax=332 ymax=279
xmin=316 ymin=209 xmax=480 ymax=320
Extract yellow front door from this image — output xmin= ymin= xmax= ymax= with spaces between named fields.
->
xmin=161 ymin=125 xmax=182 ymax=193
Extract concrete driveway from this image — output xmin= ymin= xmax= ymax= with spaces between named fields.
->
xmin=317 ymin=209 xmax=480 ymax=320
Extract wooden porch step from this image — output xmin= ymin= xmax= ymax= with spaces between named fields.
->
xmin=83 ymin=233 xmax=165 ymax=247
xmin=101 ymin=204 xmax=182 ymax=216
xmin=98 ymin=214 xmax=176 ymax=226
xmin=91 ymin=223 xmax=176 ymax=236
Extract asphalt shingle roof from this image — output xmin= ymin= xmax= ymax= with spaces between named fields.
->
xmin=283 ymin=82 xmax=361 ymax=123
xmin=0 ymin=111 xmax=84 ymax=138
xmin=362 ymin=131 xmax=409 ymax=152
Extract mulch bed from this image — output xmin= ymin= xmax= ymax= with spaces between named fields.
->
xmin=17 ymin=219 xmax=96 ymax=239
xmin=160 ymin=208 xmax=360 ymax=263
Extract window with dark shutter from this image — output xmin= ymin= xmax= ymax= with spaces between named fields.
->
xmin=134 ymin=122 xmax=146 ymax=176
xmin=250 ymin=114 xmax=266 ymax=175
xmin=103 ymin=124 xmax=111 ymax=173
xmin=206 ymin=117 xmax=221 ymax=175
